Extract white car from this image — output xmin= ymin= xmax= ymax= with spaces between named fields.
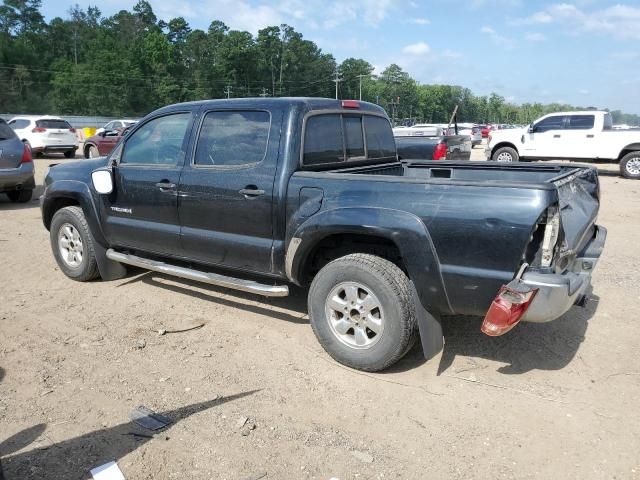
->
xmin=95 ymin=119 xmax=138 ymax=135
xmin=456 ymin=123 xmax=482 ymax=147
xmin=486 ymin=111 xmax=640 ymax=179
xmin=8 ymin=116 xmax=78 ymax=158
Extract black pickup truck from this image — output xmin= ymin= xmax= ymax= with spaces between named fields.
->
xmin=41 ymin=98 xmax=606 ymax=371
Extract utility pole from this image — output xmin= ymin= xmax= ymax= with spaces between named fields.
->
xmin=333 ymin=67 xmax=342 ymax=100
xmin=259 ymin=88 xmax=270 ymax=98
xmin=356 ymin=74 xmax=367 ymax=101
xmin=224 ymin=85 xmax=232 ymax=99
xmin=389 ymin=96 xmax=400 ymax=126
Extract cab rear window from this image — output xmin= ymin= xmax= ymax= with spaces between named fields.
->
xmin=36 ymin=119 xmax=72 ymax=129
xmin=303 ymin=113 xmax=396 ymax=167
xmin=0 ymin=120 xmax=17 ymax=140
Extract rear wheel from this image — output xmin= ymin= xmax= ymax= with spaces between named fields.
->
xmin=64 ymin=150 xmax=75 ymax=159
xmin=308 ymin=254 xmax=417 ymax=372
xmin=50 ymin=206 xmax=99 ymax=281
xmin=7 ymin=189 xmax=32 ymax=203
xmin=492 ymin=146 xmax=519 ymax=162
xmin=620 ymin=152 xmax=640 ymax=179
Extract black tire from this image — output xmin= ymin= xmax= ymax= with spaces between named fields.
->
xmin=50 ymin=206 xmax=99 ymax=282
xmin=620 ymin=151 xmax=640 ymax=179
xmin=6 ymin=189 xmax=33 ymax=203
xmin=64 ymin=150 xmax=76 ymax=159
xmin=492 ymin=146 xmax=519 ymax=162
xmin=308 ymin=254 xmax=417 ymax=372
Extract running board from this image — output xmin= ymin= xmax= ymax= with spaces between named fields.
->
xmin=106 ymin=249 xmax=289 ymax=297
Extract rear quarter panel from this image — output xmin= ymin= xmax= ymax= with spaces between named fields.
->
xmin=286 ymin=172 xmax=556 ymax=316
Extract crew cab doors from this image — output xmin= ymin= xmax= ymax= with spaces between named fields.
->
xmin=177 ymin=108 xmax=282 ymax=273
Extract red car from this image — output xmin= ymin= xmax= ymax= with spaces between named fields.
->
xmin=83 ymin=126 xmax=131 ymax=158
xmin=479 ymin=124 xmax=494 ymax=138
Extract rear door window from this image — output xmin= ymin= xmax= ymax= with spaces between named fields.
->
xmin=303 ymin=114 xmax=344 ymax=166
xmin=0 ymin=120 xmax=17 ymax=140
xmin=566 ymin=115 xmax=595 ymax=130
xmin=194 ymin=110 xmax=270 ymax=167
xmin=534 ymin=115 xmax=565 ymax=133
xmin=36 ymin=119 xmax=72 ymax=129
xmin=365 ymin=115 xmax=396 ymax=159
xmin=9 ymin=119 xmax=30 ymax=130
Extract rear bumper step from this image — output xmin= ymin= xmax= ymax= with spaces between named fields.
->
xmin=106 ymin=249 xmax=289 ymax=297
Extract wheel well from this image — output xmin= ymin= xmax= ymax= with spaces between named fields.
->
xmin=618 ymin=144 xmax=640 ymax=161
xmin=84 ymin=143 xmax=95 ymax=156
xmin=491 ymin=142 xmax=518 ymax=158
xmin=44 ymin=198 xmax=80 ymax=230
xmin=300 ymin=234 xmax=404 ymax=285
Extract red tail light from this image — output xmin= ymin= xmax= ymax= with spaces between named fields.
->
xmin=481 ymin=279 xmax=538 ymax=336
xmin=32 ymin=127 xmax=46 ymax=133
xmin=432 ymin=143 xmax=448 ymax=160
xmin=341 ymin=100 xmax=360 ymax=109
xmin=21 ymin=143 xmax=32 ymax=164
xmin=69 ymin=128 xmax=76 ymax=133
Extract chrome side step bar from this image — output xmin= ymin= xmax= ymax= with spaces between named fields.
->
xmin=106 ymin=249 xmax=289 ymax=297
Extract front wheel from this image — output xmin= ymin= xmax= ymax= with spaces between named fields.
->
xmin=620 ymin=152 xmax=640 ymax=179
xmin=308 ymin=254 xmax=417 ymax=372
xmin=492 ymin=146 xmax=519 ymax=162
xmin=50 ymin=206 xmax=99 ymax=281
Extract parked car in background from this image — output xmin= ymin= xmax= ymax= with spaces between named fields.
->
xmin=487 ymin=111 xmax=640 ymax=179
xmin=83 ymin=126 xmax=131 ymax=158
xmin=394 ymin=123 xmax=472 ymax=159
xmin=95 ymin=119 xmax=137 ymax=135
xmin=0 ymin=118 xmax=34 ymax=203
xmin=456 ymin=123 xmax=482 ymax=147
xmin=8 ymin=116 xmax=78 ymax=158
xmin=479 ymin=124 xmax=491 ymax=137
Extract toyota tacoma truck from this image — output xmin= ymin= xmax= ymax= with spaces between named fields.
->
xmin=487 ymin=110 xmax=640 ymax=179
xmin=40 ymin=98 xmax=606 ymax=372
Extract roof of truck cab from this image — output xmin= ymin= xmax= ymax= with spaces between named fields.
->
xmin=542 ymin=111 xmax=608 ymax=116
xmin=152 ymin=97 xmax=387 ymax=115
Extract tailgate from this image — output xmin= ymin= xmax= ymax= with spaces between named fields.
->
xmin=551 ymin=167 xmax=600 ymax=255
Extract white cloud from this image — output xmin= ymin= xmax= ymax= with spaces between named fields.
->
xmin=442 ymin=49 xmax=463 ymax=59
xmin=525 ymin=32 xmax=546 ymax=42
xmin=480 ymin=25 xmax=515 ymax=49
xmin=511 ymin=3 xmax=640 ymax=39
xmin=402 ymin=41 xmax=431 ymax=55
xmin=411 ymin=18 xmax=431 ymax=25
xmin=579 ymin=89 xmax=589 ymax=95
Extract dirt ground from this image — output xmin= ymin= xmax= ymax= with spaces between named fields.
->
xmin=1 ymin=153 xmax=639 ymax=480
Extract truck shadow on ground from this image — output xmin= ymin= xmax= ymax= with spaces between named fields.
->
xmin=0 ymin=391 xmax=258 ymax=480
xmin=117 ymin=271 xmax=309 ymax=325
xmin=0 ymin=185 xmax=44 ymax=211
xmin=392 ymin=292 xmax=599 ymax=375
xmin=116 ymin=271 xmax=598 ymax=376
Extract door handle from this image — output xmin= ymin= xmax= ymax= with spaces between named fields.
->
xmin=586 ymin=134 xmax=594 ymax=138
xmin=239 ymin=187 xmax=265 ymax=197
xmin=553 ymin=134 xmax=561 ymax=138
xmin=155 ymin=181 xmax=176 ymax=190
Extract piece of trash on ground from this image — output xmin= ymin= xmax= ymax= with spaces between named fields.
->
xmin=129 ymin=405 xmax=172 ymax=430
xmin=90 ymin=461 xmax=125 ymax=480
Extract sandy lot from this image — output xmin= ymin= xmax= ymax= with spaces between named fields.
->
xmin=1 ymin=154 xmax=639 ymax=480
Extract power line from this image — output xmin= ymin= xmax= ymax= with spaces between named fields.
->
xmin=332 ymin=66 xmax=342 ymax=100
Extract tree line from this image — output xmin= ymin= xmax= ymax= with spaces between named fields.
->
xmin=1 ymin=0 xmax=638 ymax=126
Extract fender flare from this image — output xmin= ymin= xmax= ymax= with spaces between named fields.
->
xmin=41 ymin=180 xmax=126 ymax=281
xmin=286 ymin=207 xmax=450 ymax=359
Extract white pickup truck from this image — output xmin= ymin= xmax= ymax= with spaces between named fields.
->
xmin=486 ymin=111 xmax=640 ymax=179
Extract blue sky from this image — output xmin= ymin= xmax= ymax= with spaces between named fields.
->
xmin=41 ymin=0 xmax=640 ymax=114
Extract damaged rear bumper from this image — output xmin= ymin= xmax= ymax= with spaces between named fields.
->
xmin=521 ymin=225 xmax=606 ymax=323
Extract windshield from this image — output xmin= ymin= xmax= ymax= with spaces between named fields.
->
xmin=0 ymin=120 xmax=17 ymax=140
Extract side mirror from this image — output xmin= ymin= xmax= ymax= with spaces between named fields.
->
xmin=98 ymin=130 xmax=107 ymax=137
xmin=91 ymin=168 xmax=113 ymax=194
xmin=527 ymin=124 xmax=534 ymax=134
